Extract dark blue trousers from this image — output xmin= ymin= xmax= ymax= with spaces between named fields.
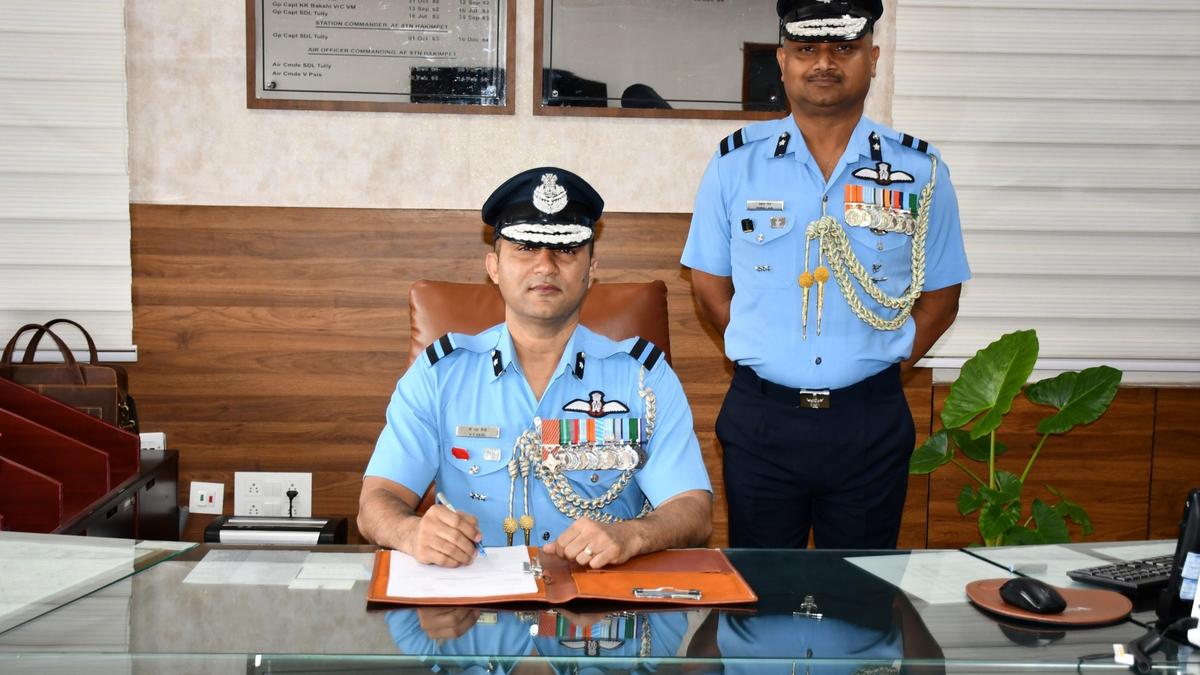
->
xmin=717 ymin=364 xmax=915 ymax=549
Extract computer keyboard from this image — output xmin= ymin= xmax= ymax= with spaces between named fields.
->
xmin=1067 ymin=554 xmax=1174 ymax=594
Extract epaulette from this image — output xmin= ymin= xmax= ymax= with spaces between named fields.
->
xmin=890 ymin=130 xmax=941 ymax=158
xmin=717 ymin=120 xmax=776 ymax=157
xmin=626 ymin=337 xmax=664 ymax=371
xmin=423 ymin=333 xmax=459 ymax=366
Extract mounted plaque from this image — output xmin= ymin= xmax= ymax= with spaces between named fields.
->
xmin=246 ymin=0 xmax=514 ymax=113
xmin=535 ymin=0 xmax=786 ymax=120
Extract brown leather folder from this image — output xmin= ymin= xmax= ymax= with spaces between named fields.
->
xmin=368 ymin=547 xmax=757 ymax=606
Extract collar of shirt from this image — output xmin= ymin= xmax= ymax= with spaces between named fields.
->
xmin=769 ymin=114 xmax=879 ymax=177
xmin=487 ymin=322 xmax=615 ymax=383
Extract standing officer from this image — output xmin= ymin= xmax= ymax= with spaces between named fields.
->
xmin=360 ymin=167 xmax=712 ymax=568
xmin=681 ymin=0 xmax=969 ymax=549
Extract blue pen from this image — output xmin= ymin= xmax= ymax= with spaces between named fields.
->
xmin=435 ymin=492 xmax=488 ymax=558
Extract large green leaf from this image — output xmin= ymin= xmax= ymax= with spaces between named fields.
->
xmin=1026 ymin=366 xmax=1123 ymax=435
xmin=983 ymin=470 xmax=1023 ymax=504
xmin=979 ymin=500 xmax=1021 ymax=540
xmin=1032 ymin=498 xmax=1070 ymax=544
xmin=909 ymin=429 xmax=953 ymax=474
xmin=941 ymin=330 xmax=1039 ymax=439
xmin=958 ymin=485 xmax=984 ymax=516
xmin=1003 ymin=526 xmax=1044 ymax=546
xmin=949 ymin=429 xmax=1008 ymax=463
xmin=1048 ymin=485 xmax=1094 ymax=536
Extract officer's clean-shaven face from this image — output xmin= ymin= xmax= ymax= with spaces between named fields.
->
xmin=485 ymin=238 xmax=596 ymax=326
xmin=776 ymin=34 xmax=879 ymax=116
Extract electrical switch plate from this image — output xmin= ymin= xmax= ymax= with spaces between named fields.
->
xmin=189 ymin=481 xmax=224 ymax=515
xmin=234 ymin=472 xmax=312 ymax=517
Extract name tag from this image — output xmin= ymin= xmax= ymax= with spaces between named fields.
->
xmin=746 ymin=200 xmax=784 ymax=211
xmin=455 ymin=425 xmax=500 ymax=439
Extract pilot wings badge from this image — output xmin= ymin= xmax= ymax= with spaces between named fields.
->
xmin=532 ymin=173 xmax=568 ymax=215
xmin=563 ymin=391 xmax=629 ymax=418
xmin=853 ymin=161 xmax=914 ymax=186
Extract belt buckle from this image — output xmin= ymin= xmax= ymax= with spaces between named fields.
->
xmin=798 ymin=389 xmax=830 ymax=409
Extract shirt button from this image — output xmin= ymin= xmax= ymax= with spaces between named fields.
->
xmin=590 ymin=473 xmax=599 ymax=483
xmin=542 ymin=531 xmax=551 ymax=541
xmin=815 ymin=357 xmax=823 ymax=365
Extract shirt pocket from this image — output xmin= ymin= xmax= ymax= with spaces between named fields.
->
xmin=844 ymin=224 xmax=914 ymax=300
xmin=729 ymin=211 xmax=798 ymax=290
xmin=444 ymin=441 xmax=511 ymax=480
xmin=563 ymin=468 xmax=630 ymax=501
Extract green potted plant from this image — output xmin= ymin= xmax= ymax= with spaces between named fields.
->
xmin=910 ymin=329 xmax=1122 ymax=546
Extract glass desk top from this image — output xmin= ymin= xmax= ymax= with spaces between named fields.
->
xmin=0 ymin=541 xmax=1191 ymax=673
xmin=0 ymin=531 xmax=195 ymax=634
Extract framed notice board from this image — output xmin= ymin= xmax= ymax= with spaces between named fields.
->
xmin=246 ymin=0 xmax=515 ymax=114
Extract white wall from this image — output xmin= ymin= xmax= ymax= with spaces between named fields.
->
xmin=126 ymin=0 xmax=895 ymax=212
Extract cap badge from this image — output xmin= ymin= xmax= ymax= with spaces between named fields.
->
xmin=532 ymin=173 xmax=568 ymax=215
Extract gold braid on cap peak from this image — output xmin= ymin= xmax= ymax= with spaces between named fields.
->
xmin=803 ymin=154 xmax=937 ymax=331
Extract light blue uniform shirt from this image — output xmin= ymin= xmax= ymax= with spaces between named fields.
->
xmin=717 ymin=613 xmax=901 ymax=675
xmin=365 ymin=323 xmax=711 ymax=547
xmin=386 ymin=609 xmax=690 ymax=673
xmin=682 ymin=115 xmax=970 ymax=389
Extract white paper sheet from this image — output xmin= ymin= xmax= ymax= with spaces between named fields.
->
xmin=182 ymin=549 xmax=307 ymax=586
xmin=296 ymin=552 xmax=374 ymax=581
xmin=1096 ymin=542 xmax=1177 ymax=562
xmin=288 ymin=578 xmax=357 ymax=590
xmin=386 ymin=546 xmax=537 ymax=599
xmin=846 ymin=551 xmax=1009 ymax=605
xmin=969 ymin=545 xmax=1110 ymax=588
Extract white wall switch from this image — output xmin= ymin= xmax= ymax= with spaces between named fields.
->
xmin=189 ymin=481 xmax=224 ymax=515
xmin=234 ymin=472 xmax=312 ymax=517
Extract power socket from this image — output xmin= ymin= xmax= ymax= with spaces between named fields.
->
xmin=189 ymin=481 xmax=224 ymax=515
xmin=234 ymin=472 xmax=312 ymax=517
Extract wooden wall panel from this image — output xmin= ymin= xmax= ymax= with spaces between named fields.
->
xmin=128 ymin=204 xmax=1199 ymax=547
xmin=899 ymin=368 xmax=933 ymax=549
xmin=1150 ymin=389 xmax=1200 ymax=538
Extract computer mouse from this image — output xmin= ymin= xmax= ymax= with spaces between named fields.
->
xmin=999 ymin=577 xmax=1068 ymax=615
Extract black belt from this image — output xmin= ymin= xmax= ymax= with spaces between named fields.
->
xmin=733 ymin=364 xmax=901 ymax=409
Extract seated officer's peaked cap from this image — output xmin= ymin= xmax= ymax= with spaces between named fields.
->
xmin=481 ymin=167 xmax=604 ymax=250
xmin=777 ymin=0 xmax=883 ymax=42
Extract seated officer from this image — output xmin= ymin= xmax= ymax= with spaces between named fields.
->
xmin=358 ymin=167 xmax=713 ymax=568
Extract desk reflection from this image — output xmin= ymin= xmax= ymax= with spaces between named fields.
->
xmin=388 ymin=607 xmax=692 ymax=672
xmin=386 ymin=562 xmax=944 ymax=675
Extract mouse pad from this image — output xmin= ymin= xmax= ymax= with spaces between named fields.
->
xmin=965 ymin=579 xmax=1133 ymax=626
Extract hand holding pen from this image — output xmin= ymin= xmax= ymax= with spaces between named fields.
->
xmin=436 ymin=492 xmax=488 ymax=559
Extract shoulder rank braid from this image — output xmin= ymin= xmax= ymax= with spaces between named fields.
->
xmin=425 ymin=334 xmax=456 ymax=365
xmin=502 ymin=367 xmax=655 ymax=545
xmin=798 ymin=154 xmax=939 ymax=334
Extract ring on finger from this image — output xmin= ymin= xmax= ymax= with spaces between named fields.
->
xmin=583 ymin=546 xmax=593 ymax=557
